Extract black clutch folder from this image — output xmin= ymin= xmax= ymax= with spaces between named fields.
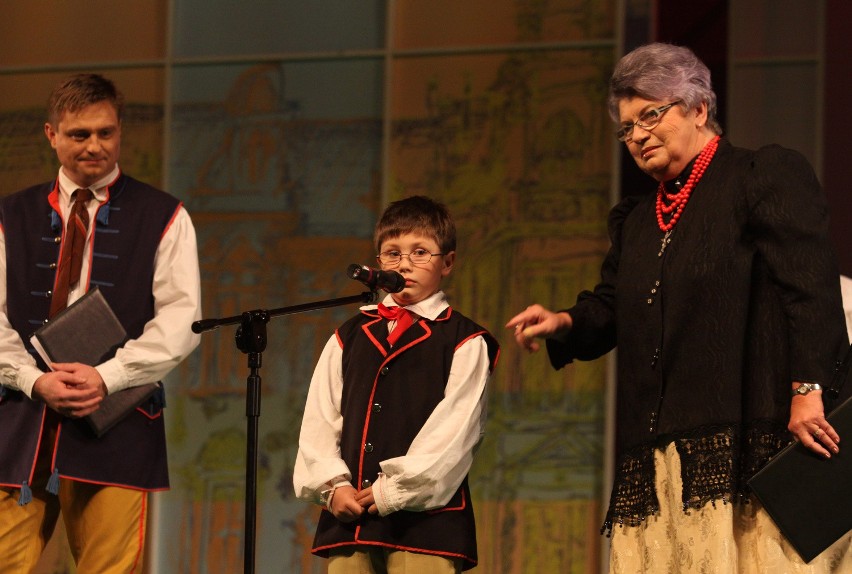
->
xmin=748 ymin=348 xmax=852 ymax=563
xmin=29 ymin=286 xmax=158 ymax=437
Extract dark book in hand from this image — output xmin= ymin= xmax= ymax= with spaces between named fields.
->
xmin=748 ymin=359 xmax=852 ymax=563
xmin=29 ymin=286 xmax=158 ymax=437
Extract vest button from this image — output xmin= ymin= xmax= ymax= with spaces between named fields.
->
xmin=49 ymin=263 xmax=56 ymax=269
xmin=364 ymin=443 xmax=373 ymax=453
xmin=372 ymin=403 xmax=382 ymax=413
xmin=54 ymin=236 xmax=61 ymax=243
xmin=361 ymin=479 xmax=372 ymax=489
xmin=380 ymin=366 xmax=389 ymax=375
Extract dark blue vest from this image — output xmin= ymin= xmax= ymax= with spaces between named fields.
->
xmin=312 ymin=306 xmax=499 ymax=570
xmin=0 ymin=174 xmax=181 ymax=492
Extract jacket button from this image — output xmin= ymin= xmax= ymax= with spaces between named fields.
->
xmin=372 ymin=403 xmax=382 ymax=413
xmin=380 ymin=366 xmax=389 ymax=375
xmin=54 ymin=236 xmax=61 ymax=243
xmin=361 ymin=479 xmax=372 ymax=489
xmin=49 ymin=263 xmax=56 ymax=269
xmin=364 ymin=443 xmax=373 ymax=453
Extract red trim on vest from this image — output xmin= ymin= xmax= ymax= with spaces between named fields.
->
xmin=355 ymin=322 xmax=433 ymax=488
xmin=356 ymin=374 xmax=382 ymax=489
xmin=0 ymin=408 xmax=47 ymax=488
xmin=361 ymin=317 xmax=388 ymax=356
xmin=386 ymin=322 xmax=431 ymax=357
xmin=49 ymin=181 xmax=70 ymax=296
xmin=456 ymin=330 xmax=500 ymax=372
xmin=135 ymin=407 xmax=163 ymax=421
xmin=48 ymin=180 xmax=61 ymax=214
xmin=25 ymin=410 xmax=50 ymax=487
xmin=160 ymin=202 xmax=183 ymax=241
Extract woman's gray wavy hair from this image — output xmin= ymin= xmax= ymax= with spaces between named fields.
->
xmin=608 ymin=43 xmax=723 ymax=135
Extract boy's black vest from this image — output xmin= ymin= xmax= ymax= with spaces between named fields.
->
xmin=0 ymin=174 xmax=181 ymax=492
xmin=312 ymin=306 xmax=499 ymax=570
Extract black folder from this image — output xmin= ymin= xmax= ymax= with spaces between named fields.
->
xmin=29 ymin=286 xmax=158 ymax=437
xmin=748 ymin=394 xmax=852 ymax=562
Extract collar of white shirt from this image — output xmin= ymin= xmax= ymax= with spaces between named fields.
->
xmin=57 ymin=164 xmax=120 ymax=204
xmin=371 ymin=290 xmax=449 ymax=322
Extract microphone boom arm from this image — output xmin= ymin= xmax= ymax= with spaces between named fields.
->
xmin=191 ymin=290 xmax=378 ymax=334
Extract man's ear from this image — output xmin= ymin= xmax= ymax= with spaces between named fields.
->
xmin=44 ymin=123 xmax=58 ymax=149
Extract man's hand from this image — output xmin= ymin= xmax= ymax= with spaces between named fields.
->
xmin=32 ymin=363 xmax=107 ymax=418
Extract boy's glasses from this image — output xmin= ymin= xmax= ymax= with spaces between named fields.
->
xmin=377 ymin=249 xmax=443 ymax=266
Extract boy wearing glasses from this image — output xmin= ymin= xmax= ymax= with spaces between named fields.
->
xmin=294 ymin=195 xmax=499 ymax=573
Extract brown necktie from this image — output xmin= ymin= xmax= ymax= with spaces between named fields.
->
xmin=49 ymin=188 xmax=93 ymax=318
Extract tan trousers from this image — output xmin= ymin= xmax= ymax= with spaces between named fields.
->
xmin=0 ymin=421 xmax=148 ymax=574
xmin=610 ymin=442 xmax=852 ymax=573
xmin=329 ymin=547 xmax=463 ymax=574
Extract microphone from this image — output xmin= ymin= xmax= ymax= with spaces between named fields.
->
xmin=347 ymin=264 xmax=405 ymax=293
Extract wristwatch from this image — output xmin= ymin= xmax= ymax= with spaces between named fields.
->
xmin=791 ymin=382 xmax=822 ymax=396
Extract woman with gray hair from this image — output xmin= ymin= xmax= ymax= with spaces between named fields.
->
xmin=507 ymin=43 xmax=851 ymax=572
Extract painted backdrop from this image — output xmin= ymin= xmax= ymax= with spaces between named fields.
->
xmin=0 ymin=1 xmax=617 ymax=572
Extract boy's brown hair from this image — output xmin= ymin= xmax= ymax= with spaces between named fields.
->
xmin=374 ymin=195 xmax=457 ymax=254
xmin=47 ymin=73 xmax=125 ymax=125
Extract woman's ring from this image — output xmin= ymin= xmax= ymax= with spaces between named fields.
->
xmin=813 ymin=429 xmax=822 ymax=439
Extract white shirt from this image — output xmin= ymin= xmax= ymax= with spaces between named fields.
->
xmin=0 ymin=165 xmax=202 ymax=397
xmin=293 ymin=291 xmax=492 ymax=516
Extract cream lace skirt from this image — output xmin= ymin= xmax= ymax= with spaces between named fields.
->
xmin=609 ymin=442 xmax=852 ymax=573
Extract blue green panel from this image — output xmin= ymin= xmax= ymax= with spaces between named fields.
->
xmin=173 ymin=0 xmax=385 ymax=57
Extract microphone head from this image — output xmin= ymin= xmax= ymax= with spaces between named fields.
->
xmin=384 ymin=270 xmax=406 ymax=293
xmin=346 ymin=263 xmax=406 ymax=293
xmin=346 ymin=263 xmax=363 ymax=279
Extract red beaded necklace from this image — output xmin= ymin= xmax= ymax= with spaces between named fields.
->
xmin=655 ymin=135 xmax=720 ymax=232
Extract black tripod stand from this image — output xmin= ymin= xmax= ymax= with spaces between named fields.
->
xmin=191 ymin=289 xmax=378 ymax=574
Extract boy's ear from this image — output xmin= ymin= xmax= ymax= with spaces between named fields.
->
xmin=441 ymin=251 xmax=456 ymax=276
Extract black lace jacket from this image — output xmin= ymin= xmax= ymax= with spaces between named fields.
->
xmin=546 ymin=139 xmax=848 ymax=534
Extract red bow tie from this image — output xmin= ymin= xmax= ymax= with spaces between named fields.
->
xmin=377 ymin=303 xmax=414 ymax=346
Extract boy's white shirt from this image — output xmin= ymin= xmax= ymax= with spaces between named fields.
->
xmin=293 ymin=290 xmax=492 ymax=516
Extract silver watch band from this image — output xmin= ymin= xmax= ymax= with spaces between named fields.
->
xmin=792 ymin=382 xmax=822 ymax=396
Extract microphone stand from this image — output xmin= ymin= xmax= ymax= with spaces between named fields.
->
xmin=191 ymin=289 xmax=379 ymax=574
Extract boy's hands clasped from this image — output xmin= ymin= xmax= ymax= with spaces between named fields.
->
xmin=327 ymin=485 xmax=379 ymax=522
